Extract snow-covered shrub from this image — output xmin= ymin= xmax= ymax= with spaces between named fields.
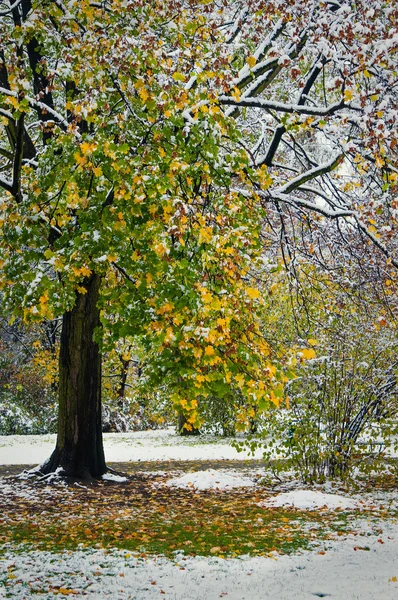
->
xmin=262 ymin=324 xmax=398 ymax=481
xmin=0 ymin=336 xmax=58 ymax=435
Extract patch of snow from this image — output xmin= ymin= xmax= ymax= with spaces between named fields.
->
xmin=102 ymin=472 xmax=128 ymax=483
xmin=166 ymin=469 xmax=256 ymax=490
xmin=261 ymin=489 xmax=360 ymax=510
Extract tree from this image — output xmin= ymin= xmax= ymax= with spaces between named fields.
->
xmin=0 ymin=0 xmax=396 ymax=479
xmin=0 ymin=0 xmax=283 ymax=478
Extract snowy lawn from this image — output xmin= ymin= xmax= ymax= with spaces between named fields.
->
xmin=0 ymin=427 xmax=266 ymax=466
xmin=1 ymin=429 xmax=398 ymax=599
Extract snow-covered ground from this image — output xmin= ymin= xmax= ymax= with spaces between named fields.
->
xmin=166 ymin=468 xmax=257 ymax=490
xmin=0 ymin=427 xmax=266 ymax=465
xmin=1 ymin=427 xmax=396 ymax=466
xmin=1 ymin=428 xmax=398 ymax=599
xmin=2 ymin=523 xmax=398 ymax=600
xmin=261 ymin=489 xmax=361 ymax=510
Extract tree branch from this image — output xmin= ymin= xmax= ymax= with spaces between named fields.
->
xmin=0 ymin=0 xmax=22 ymax=16
xmin=275 ymin=154 xmax=344 ymax=194
xmin=220 ymin=96 xmax=360 ymax=117
xmin=12 ymin=111 xmax=24 ymax=201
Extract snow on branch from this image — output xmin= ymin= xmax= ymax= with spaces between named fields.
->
xmin=0 ymin=87 xmax=70 ymax=132
xmin=274 ymin=154 xmax=344 ymax=194
xmin=219 ymin=95 xmax=361 ymax=117
xmin=0 ymin=0 xmax=22 ymax=16
xmin=270 ymin=192 xmax=355 ymax=219
xmin=0 ymin=175 xmax=13 ymax=193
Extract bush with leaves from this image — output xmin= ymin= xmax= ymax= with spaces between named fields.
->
xmin=0 ymin=338 xmax=58 ymax=435
xmin=260 ymin=317 xmax=398 ymax=482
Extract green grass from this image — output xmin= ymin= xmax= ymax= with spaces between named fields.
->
xmin=0 ymin=476 xmax=372 ymax=558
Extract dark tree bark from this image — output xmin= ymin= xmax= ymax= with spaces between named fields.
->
xmin=178 ymin=413 xmax=200 ymax=436
xmin=117 ymin=350 xmax=131 ymax=410
xmin=41 ymin=274 xmax=107 ymax=480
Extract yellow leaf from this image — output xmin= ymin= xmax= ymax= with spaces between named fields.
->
xmin=246 ymin=55 xmax=256 ymax=68
xmin=301 ymin=348 xmax=316 ymax=360
xmin=231 ymin=87 xmax=241 ymax=101
xmin=246 ymin=287 xmax=260 ymax=300
xmin=307 ymin=338 xmax=318 ymax=346
xmin=139 ymin=87 xmax=149 ymax=102
xmin=74 ymin=152 xmax=87 ymax=166
xmin=375 ymin=156 xmax=384 ymax=168
xmin=172 ymin=72 xmax=186 ymax=82
xmin=80 ymin=141 xmax=96 ymax=155
xmin=235 ymin=373 xmax=245 ymax=388
xmin=344 ymin=89 xmax=354 ymax=102
xmin=204 ymin=345 xmax=215 ymax=356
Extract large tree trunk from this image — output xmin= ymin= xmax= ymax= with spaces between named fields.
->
xmin=178 ymin=413 xmax=200 ymax=436
xmin=41 ymin=274 xmax=106 ymax=480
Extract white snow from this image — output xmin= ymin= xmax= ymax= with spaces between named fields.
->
xmin=261 ymin=489 xmax=360 ymax=510
xmin=0 ymin=427 xmax=266 ymax=465
xmin=166 ymin=468 xmax=256 ymax=490
xmin=102 ymin=472 xmax=128 ymax=483
xmin=2 ymin=521 xmax=398 ymax=599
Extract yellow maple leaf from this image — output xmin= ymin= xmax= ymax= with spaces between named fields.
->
xmin=246 ymin=287 xmax=260 ymax=300
xmin=80 ymin=265 xmax=92 ymax=277
xmin=231 ymin=87 xmax=241 ymax=101
xmin=74 ymin=152 xmax=87 ymax=166
xmin=246 ymin=55 xmax=256 ymax=68
xmin=375 ymin=155 xmax=385 ymax=168
xmin=205 ymin=345 xmax=215 ymax=356
xmin=301 ymin=348 xmax=316 ymax=360
xmin=344 ymin=89 xmax=354 ymax=102
xmin=139 ymin=87 xmax=149 ymax=102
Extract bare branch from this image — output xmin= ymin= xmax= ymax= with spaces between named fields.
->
xmin=12 ymin=111 xmax=24 ymax=201
xmin=275 ymin=154 xmax=344 ymax=194
xmin=219 ymin=95 xmax=360 ymax=117
xmin=0 ymin=0 xmax=22 ymax=16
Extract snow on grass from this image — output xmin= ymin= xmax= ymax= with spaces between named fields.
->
xmin=102 ymin=472 xmax=128 ymax=483
xmin=0 ymin=427 xmax=266 ymax=465
xmin=261 ymin=489 xmax=361 ymax=511
xmin=2 ymin=519 xmax=398 ymax=599
xmin=166 ymin=468 xmax=256 ymax=490
xmin=1 ymin=427 xmax=396 ymax=466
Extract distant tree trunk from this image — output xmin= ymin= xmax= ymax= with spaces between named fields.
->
xmin=41 ymin=274 xmax=107 ymax=480
xmin=117 ymin=354 xmax=131 ymax=410
xmin=178 ymin=413 xmax=200 ymax=436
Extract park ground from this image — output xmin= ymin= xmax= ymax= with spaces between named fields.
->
xmin=1 ymin=428 xmax=398 ymax=599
